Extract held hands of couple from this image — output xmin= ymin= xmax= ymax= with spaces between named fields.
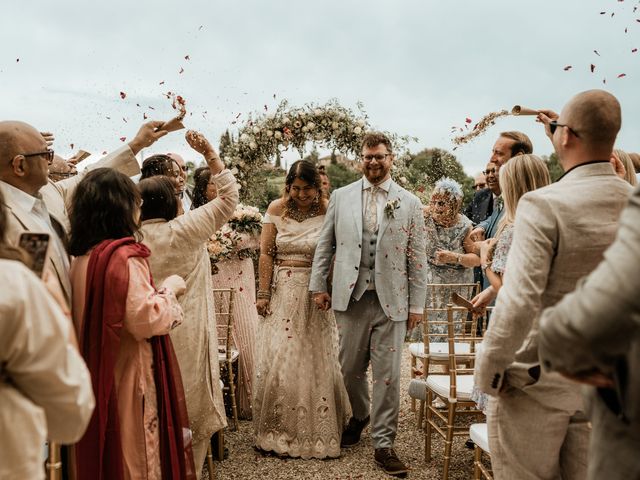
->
xmin=256 ymin=298 xmax=271 ymax=317
xmin=313 ymin=292 xmax=331 ymax=311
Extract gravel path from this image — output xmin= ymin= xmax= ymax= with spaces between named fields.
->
xmin=206 ymin=345 xmax=484 ymax=479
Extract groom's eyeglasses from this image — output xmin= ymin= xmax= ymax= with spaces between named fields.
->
xmin=361 ymin=153 xmax=391 ymax=162
xmin=549 ymin=121 xmax=580 ymax=138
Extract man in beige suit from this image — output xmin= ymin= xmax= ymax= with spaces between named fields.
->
xmin=0 ymin=120 xmax=168 ymax=304
xmin=474 ymin=90 xmax=633 ymax=479
xmin=539 ymin=184 xmax=640 ymax=479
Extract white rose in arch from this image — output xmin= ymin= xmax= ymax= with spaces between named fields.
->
xmin=331 ymin=122 xmax=339 ymax=130
xmin=314 ymin=109 xmax=322 ymax=116
xmin=301 ymin=126 xmax=308 ymax=133
xmin=252 ymin=126 xmax=260 ymax=134
xmin=266 ymin=130 xmax=273 ymax=137
xmin=274 ymin=131 xmax=283 ymax=140
xmin=354 ymin=126 xmax=363 ymax=135
xmin=223 ymin=156 xmax=230 ymax=163
xmin=240 ymin=133 xmax=251 ymax=143
xmin=231 ymin=167 xmax=239 ymax=175
xmin=399 ymin=176 xmax=408 ymax=184
xmin=249 ymin=142 xmax=257 ymax=150
xmin=307 ymin=122 xmax=316 ymax=130
xmin=282 ymin=117 xmax=291 ymax=124
xmin=357 ymin=119 xmax=366 ymax=127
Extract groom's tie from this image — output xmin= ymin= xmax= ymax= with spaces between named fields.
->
xmin=365 ymin=186 xmax=379 ymax=233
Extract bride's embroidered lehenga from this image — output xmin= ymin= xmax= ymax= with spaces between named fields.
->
xmin=252 ymin=213 xmax=351 ymax=459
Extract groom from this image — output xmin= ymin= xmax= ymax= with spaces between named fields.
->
xmin=310 ymin=132 xmax=427 ymax=476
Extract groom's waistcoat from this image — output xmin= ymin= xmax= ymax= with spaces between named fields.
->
xmin=352 ymin=225 xmax=377 ymax=300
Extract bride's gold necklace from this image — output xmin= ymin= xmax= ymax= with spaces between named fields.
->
xmin=284 ymin=199 xmax=320 ymax=223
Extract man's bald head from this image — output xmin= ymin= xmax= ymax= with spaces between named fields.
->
xmin=0 ymin=121 xmax=51 ymax=194
xmin=561 ymin=90 xmax=621 ymax=153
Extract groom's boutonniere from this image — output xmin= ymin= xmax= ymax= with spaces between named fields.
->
xmin=385 ymin=198 xmax=401 ymax=218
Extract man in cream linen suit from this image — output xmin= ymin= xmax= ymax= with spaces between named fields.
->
xmin=310 ymin=132 xmax=427 ymax=477
xmin=474 ymin=90 xmax=632 ymax=479
xmin=539 ymin=184 xmax=640 ymax=480
xmin=0 ymin=120 xmax=167 ymax=304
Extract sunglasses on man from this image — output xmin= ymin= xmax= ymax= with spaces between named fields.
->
xmin=549 ymin=120 xmax=580 ymax=138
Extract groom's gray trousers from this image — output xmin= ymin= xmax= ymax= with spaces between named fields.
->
xmin=334 ymin=290 xmax=406 ymax=449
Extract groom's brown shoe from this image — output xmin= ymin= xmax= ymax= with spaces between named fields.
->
xmin=340 ymin=416 xmax=370 ymax=447
xmin=374 ymin=448 xmax=409 ymax=477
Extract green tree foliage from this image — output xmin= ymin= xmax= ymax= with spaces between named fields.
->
xmin=219 ymin=130 xmax=232 ymax=159
xmin=544 ymin=152 xmax=564 ymax=182
xmin=405 ymin=148 xmax=474 ymax=205
xmin=326 ymin=163 xmax=361 ymax=191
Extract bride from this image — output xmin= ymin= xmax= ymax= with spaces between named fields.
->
xmin=253 ymin=160 xmax=351 ymax=459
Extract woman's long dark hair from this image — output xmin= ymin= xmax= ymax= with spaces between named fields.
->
xmin=191 ymin=166 xmax=212 ymax=210
xmin=68 ymin=168 xmax=141 ymax=256
xmin=140 ymin=154 xmax=178 ymax=180
xmin=138 ymin=176 xmax=179 ymax=222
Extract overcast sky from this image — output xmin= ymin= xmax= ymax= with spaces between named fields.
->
xmin=2 ymin=0 xmax=639 ymax=176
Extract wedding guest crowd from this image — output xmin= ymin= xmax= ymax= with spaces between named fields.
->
xmin=1 ymin=88 xmax=638 ymax=480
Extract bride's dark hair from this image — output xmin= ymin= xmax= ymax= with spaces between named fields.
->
xmin=283 ymin=160 xmax=321 ymax=196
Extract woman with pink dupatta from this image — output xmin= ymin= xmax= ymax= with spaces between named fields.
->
xmin=67 ymin=168 xmax=196 ymax=480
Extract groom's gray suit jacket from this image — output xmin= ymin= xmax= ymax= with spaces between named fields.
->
xmin=310 ymin=178 xmax=427 ymax=321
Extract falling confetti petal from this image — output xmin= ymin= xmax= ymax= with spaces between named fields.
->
xmin=633 ymin=48 xmax=638 ymax=53
xmin=122 ymin=117 xmax=127 ymax=123
xmin=70 ymin=143 xmax=74 ymax=149
xmin=159 ymin=81 xmax=165 ymax=85
xmin=617 ymin=73 xmax=627 ymax=78
xmin=465 ymin=117 xmax=472 ymax=124
xmin=594 ymin=50 xmax=601 ymax=56
xmin=590 ymin=64 xmax=596 ymax=73
xmin=603 ymin=78 xmax=607 ymax=84
xmin=119 ymin=137 xmax=126 ymax=142
xmin=564 ymin=65 xmax=573 ymax=71
xmin=198 ymin=25 xmax=203 ymax=30
xmin=143 ymin=113 xmax=148 ymax=120
xmin=600 ymin=11 xmax=606 ymax=14
xmin=119 ymin=91 xmax=126 ymax=99
xmin=179 ymin=67 xmax=184 ymax=74
xmin=184 ymin=55 xmax=190 ymax=60
xmin=16 ymin=58 xmax=19 ymax=62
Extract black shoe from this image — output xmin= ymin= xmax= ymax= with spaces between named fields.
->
xmin=340 ymin=416 xmax=370 ymax=447
xmin=374 ymin=448 xmax=409 ymax=477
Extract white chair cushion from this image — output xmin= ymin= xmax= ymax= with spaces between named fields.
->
xmin=409 ymin=341 xmax=472 ymax=359
xmin=470 ymin=423 xmax=490 ymax=453
xmin=426 ymin=374 xmax=475 ymax=401
xmin=408 ymin=378 xmax=428 ymax=401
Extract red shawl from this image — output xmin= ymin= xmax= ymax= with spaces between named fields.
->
xmin=75 ymin=237 xmax=196 ymax=480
